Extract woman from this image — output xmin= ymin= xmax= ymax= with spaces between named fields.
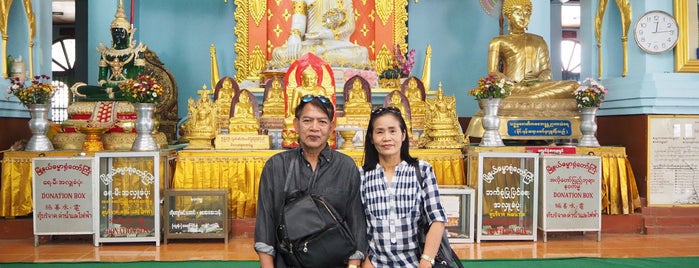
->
xmin=360 ymin=106 xmax=447 ymax=268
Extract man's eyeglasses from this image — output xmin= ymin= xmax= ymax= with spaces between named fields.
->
xmin=371 ymin=106 xmax=402 ymax=116
xmin=301 ymin=94 xmax=331 ymax=105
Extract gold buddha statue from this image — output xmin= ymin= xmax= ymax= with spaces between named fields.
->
xmin=228 ymin=91 xmax=260 ymax=133
xmin=262 ymin=78 xmax=286 ymax=118
xmin=403 ymin=77 xmax=426 ymax=129
xmin=215 ymin=78 xmax=237 ymax=116
xmin=343 ymin=78 xmax=371 ymax=116
xmin=183 ymin=86 xmax=217 ymax=149
xmin=421 ymin=84 xmax=466 ymax=149
xmin=285 ymin=67 xmax=331 ymax=121
xmin=465 ymin=0 xmax=581 ymax=140
xmin=214 ymin=77 xmax=238 ymax=130
xmin=268 ymin=0 xmax=371 ymax=69
xmin=387 ymin=90 xmax=413 ymax=135
xmin=281 ymin=53 xmax=337 ymax=148
xmin=488 ymin=0 xmax=578 ymax=98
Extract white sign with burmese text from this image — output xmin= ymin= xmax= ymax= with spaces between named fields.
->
xmin=32 ymin=157 xmax=94 ymax=234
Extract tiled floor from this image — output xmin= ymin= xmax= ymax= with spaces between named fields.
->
xmin=1 ymin=232 xmax=698 ymax=262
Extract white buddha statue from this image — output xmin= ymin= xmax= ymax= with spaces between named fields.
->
xmin=269 ymin=0 xmax=371 ymax=69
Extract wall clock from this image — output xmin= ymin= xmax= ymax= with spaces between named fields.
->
xmin=633 ymin=10 xmax=679 ymax=54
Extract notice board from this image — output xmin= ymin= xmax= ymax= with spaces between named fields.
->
xmin=93 ymin=152 xmax=160 ymax=246
xmin=538 ymin=155 xmax=601 ymax=242
xmin=648 ymin=115 xmax=699 ymax=206
xmin=32 ymin=157 xmax=94 ymax=245
xmin=476 ymin=152 xmax=539 ymax=243
xmin=163 ymin=189 xmax=228 ymax=244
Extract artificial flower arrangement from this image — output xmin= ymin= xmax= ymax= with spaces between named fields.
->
xmin=118 ymin=74 xmax=163 ymax=103
xmin=6 ymin=74 xmax=56 ymax=106
xmin=573 ymin=78 xmax=608 ymax=108
xmin=379 ymin=45 xmax=416 ymax=79
xmin=469 ymin=73 xmax=514 ymax=99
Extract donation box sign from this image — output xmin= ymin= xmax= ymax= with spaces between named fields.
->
xmin=32 ymin=157 xmax=94 ymax=235
xmin=539 ymin=155 xmax=601 ymax=232
xmin=94 ymin=152 xmax=160 ymax=246
xmin=476 ymin=152 xmax=539 ymax=242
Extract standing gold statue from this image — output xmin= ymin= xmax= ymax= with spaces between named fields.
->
xmin=488 ymin=0 xmax=578 ymax=99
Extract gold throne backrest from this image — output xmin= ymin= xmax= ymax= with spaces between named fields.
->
xmin=143 ymin=49 xmax=179 ymax=143
xmin=234 ymin=0 xmax=409 ymax=82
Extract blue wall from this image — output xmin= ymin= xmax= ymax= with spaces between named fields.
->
xmin=0 ymin=0 xmax=52 ymax=118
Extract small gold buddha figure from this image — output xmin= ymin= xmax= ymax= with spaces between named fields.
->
xmin=228 ymin=90 xmax=260 ymax=134
xmin=183 ymin=85 xmax=217 ymax=149
xmin=214 ymin=77 xmax=239 ymax=131
xmin=261 ymin=78 xmax=286 ymax=118
xmin=421 ymin=84 xmax=466 ymax=149
xmin=402 ymin=77 xmax=427 ymax=129
xmin=386 ymin=90 xmax=413 ymax=135
xmin=343 ymin=77 xmax=371 ymax=116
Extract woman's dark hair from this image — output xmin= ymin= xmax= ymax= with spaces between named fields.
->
xmin=362 ymin=106 xmax=417 ymax=171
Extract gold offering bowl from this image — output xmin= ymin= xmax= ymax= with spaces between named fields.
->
xmin=77 ymin=126 xmax=109 ymax=151
xmin=337 ymin=129 xmax=358 ymax=150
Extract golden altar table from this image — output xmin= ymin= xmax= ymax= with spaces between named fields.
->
xmin=0 ymin=150 xmax=176 ymax=218
xmin=173 ymin=149 xmax=466 ymax=219
xmin=465 ymin=146 xmax=641 ymax=215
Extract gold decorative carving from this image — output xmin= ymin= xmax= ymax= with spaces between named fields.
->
xmin=233 ymin=0 xmax=250 ymax=83
xmin=394 ymin=0 xmax=408 ymax=53
xmin=375 ymin=0 xmax=393 ymax=26
xmin=375 ymin=45 xmax=392 ymax=75
xmin=0 ymin=0 xmax=11 ymax=77
xmin=22 ymin=0 xmax=35 ymax=78
xmin=250 ymin=0 xmax=265 ymax=26
xmin=250 ymin=45 xmax=266 ymax=80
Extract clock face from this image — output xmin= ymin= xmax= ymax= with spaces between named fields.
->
xmin=634 ymin=11 xmax=679 ymax=54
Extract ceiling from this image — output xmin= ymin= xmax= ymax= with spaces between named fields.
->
xmin=52 ymin=0 xmax=75 ymax=25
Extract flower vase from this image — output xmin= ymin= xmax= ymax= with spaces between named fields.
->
xmin=25 ymin=103 xmax=54 ymax=151
xmin=578 ymin=107 xmax=600 ymax=147
xmin=479 ymin=98 xmax=504 ymax=147
xmin=131 ymin=103 xmax=159 ymax=151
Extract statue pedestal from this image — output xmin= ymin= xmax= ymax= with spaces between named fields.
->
xmin=215 ymin=134 xmax=271 ymax=150
xmin=185 ymin=137 xmax=214 ymax=150
xmin=465 ymin=98 xmax=582 ymax=140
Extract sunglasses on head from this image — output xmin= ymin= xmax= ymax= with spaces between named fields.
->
xmin=301 ymin=94 xmax=331 ymax=105
xmin=371 ymin=106 xmax=402 ymax=115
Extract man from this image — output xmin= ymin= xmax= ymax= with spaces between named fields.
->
xmin=254 ymin=95 xmax=366 ymax=268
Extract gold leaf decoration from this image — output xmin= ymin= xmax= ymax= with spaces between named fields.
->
xmin=233 ymin=0 xmax=250 ymax=83
xmin=250 ymin=0 xmax=266 ymax=26
xmin=375 ymin=0 xmax=394 ymax=26
xmin=250 ymin=45 xmax=266 ymax=80
xmin=394 ymin=0 xmax=408 ymax=53
xmin=376 ymin=45 xmax=392 ymax=74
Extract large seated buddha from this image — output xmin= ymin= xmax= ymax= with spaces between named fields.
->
xmin=268 ymin=0 xmax=371 ymax=70
xmin=465 ymin=0 xmax=581 ymax=141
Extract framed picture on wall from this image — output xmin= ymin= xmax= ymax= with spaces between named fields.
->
xmin=674 ymin=0 xmax=699 ymax=72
